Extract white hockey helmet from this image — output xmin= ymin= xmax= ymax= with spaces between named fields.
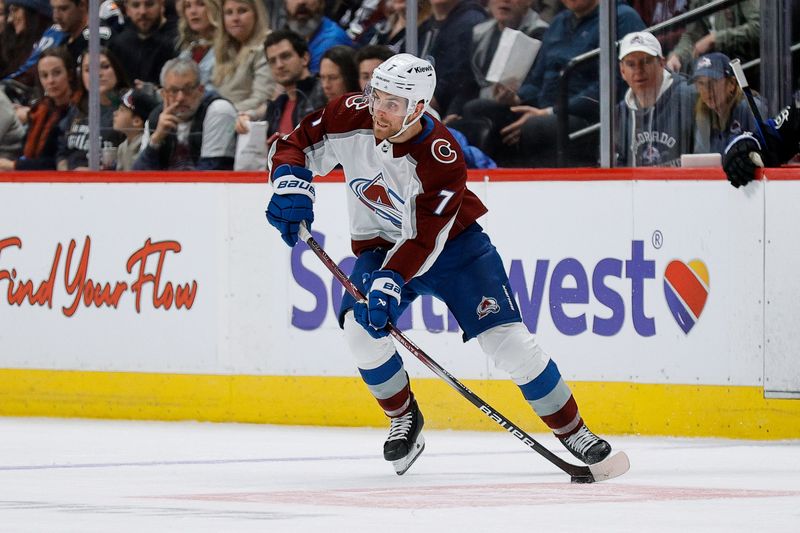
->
xmin=367 ymin=53 xmax=436 ymax=132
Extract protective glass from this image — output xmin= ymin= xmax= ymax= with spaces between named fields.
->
xmin=366 ymin=86 xmax=410 ymax=118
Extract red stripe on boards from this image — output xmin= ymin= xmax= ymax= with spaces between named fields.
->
xmin=6 ymin=167 xmax=795 ymax=184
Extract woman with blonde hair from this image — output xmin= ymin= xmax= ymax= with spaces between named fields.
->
xmin=691 ymin=52 xmax=763 ymax=155
xmin=212 ymin=0 xmax=276 ymax=115
xmin=177 ymin=0 xmax=222 ymax=90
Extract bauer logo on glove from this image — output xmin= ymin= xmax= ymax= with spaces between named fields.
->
xmin=275 ymin=178 xmax=315 ymax=197
xmin=266 ymin=164 xmax=316 ymax=247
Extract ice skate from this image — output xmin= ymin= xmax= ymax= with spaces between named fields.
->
xmin=383 ymin=399 xmax=425 ymax=475
xmin=558 ymin=423 xmax=612 ymax=465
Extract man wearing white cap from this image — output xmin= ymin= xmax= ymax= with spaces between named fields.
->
xmin=616 ymin=31 xmax=696 ymax=167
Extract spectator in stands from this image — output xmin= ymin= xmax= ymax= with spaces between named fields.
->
xmin=319 ymin=45 xmax=358 ymax=102
xmin=109 ymin=0 xmax=179 ymax=85
xmin=665 ymin=0 xmax=760 ymax=74
xmin=628 ymin=1 xmax=688 ymax=56
xmin=691 ymin=52 xmax=762 ymax=156
xmin=794 ymin=5 xmax=799 ymax=97
xmin=531 ymin=0 xmax=561 ymax=22
xmin=50 ymin=0 xmax=92 ymax=61
xmin=368 ymin=0 xmax=431 ymax=53
xmin=418 ymin=0 xmax=487 ymax=117
xmin=263 ymin=0 xmax=284 ymax=30
xmin=616 ymin=31 xmax=696 ymax=167
xmin=134 ymin=57 xmax=237 ymax=170
xmin=50 ymin=0 xmax=121 ymax=61
xmin=0 ymin=0 xmax=52 ymax=87
xmin=99 ymin=0 xmax=126 ymax=32
xmin=467 ymin=0 xmax=549 ymax=105
xmin=2 ymin=0 xmax=120 ymax=95
xmin=284 ymin=0 xmax=351 ymax=73
xmin=0 ymin=47 xmax=76 ymax=170
xmin=113 ymin=87 xmax=159 ymax=169
xmin=211 ymin=0 xmax=274 ymax=115
xmin=337 ymin=0 xmax=387 ymax=45
xmin=353 ymin=43 xmax=391 ymax=92
xmin=57 ymin=47 xmax=128 ymax=170
xmin=463 ymin=0 xmax=645 ymax=167
xmin=0 ymin=88 xmax=25 ymax=158
xmin=235 ymin=29 xmax=324 ymax=141
xmin=177 ymin=0 xmax=222 ymax=89
xmin=354 ymin=43 xmax=393 ymax=89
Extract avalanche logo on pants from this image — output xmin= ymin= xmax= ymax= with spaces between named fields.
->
xmin=349 ymin=172 xmax=404 ymax=228
xmin=663 ymin=259 xmax=709 ymax=334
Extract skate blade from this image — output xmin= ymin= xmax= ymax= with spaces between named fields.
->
xmin=392 ymin=434 xmax=425 ymax=476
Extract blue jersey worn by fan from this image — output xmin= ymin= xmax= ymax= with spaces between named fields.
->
xmin=265 ymin=53 xmax=614 ymax=475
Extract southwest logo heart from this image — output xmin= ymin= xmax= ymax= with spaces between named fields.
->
xmin=663 ymin=260 xmax=709 ymax=334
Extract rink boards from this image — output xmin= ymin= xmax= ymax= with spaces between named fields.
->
xmin=1 ymin=168 xmax=799 ymax=438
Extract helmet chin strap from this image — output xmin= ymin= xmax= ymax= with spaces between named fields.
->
xmin=388 ymin=104 xmax=425 ymax=141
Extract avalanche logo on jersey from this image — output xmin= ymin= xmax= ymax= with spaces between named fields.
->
xmin=349 ymin=173 xmax=404 ymax=228
xmin=432 ymin=139 xmax=457 ymax=164
xmin=345 ymin=94 xmax=369 ymax=111
xmin=476 ymin=296 xmax=500 ymax=319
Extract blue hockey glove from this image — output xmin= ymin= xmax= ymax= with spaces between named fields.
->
xmin=723 ymin=133 xmax=763 ymax=188
xmin=266 ymin=164 xmax=315 ymax=246
xmin=353 ymin=300 xmax=388 ymax=339
xmin=353 ymin=270 xmax=404 ymax=338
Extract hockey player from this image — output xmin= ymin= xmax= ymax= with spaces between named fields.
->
xmin=723 ymin=100 xmax=800 ymax=187
xmin=265 ymin=53 xmax=613 ymax=475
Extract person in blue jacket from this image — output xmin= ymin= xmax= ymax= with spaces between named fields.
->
xmin=418 ymin=0 xmax=488 ymax=117
xmin=462 ymin=0 xmax=645 ymax=167
xmin=284 ymin=0 xmax=352 ymax=73
xmin=691 ymin=52 xmax=764 ymax=156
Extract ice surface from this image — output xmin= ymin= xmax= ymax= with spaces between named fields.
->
xmin=0 ymin=418 xmax=797 ymax=532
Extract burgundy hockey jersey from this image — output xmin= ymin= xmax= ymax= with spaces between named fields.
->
xmin=268 ymin=93 xmax=488 ymax=282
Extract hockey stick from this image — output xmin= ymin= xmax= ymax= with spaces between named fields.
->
xmin=730 ymin=59 xmax=769 ymax=149
xmin=297 ymin=223 xmax=629 ymax=483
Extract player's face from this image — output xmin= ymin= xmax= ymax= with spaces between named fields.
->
xmin=370 ymin=89 xmax=410 ymax=140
